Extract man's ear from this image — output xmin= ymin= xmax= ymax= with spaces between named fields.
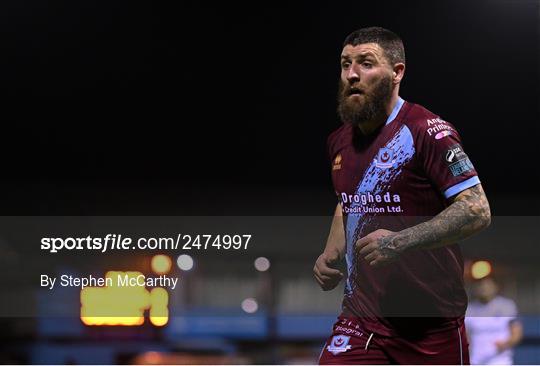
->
xmin=392 ymin=63 xmax=405 ymax=84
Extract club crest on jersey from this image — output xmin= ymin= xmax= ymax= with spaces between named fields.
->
xmin=327 ymin=335 xmax=352 ymax=355
xmin=374 ymin=147 xmax=396 ymax=169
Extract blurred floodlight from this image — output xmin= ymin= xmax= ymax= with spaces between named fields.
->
xmin=471 ymin=260 xmax=492 ymax=279
xmin=80 ymin=271 xmax=168 ymax=327
xmin=254 ymin=257 xmax=270 ymax=272
xmin=149 ymin=287 xmax=169 ymax=326
xmin=151 ymin=254 xmax=172 ymax=274
xmin=241 ymin=298 xmax=258 ymax=313
xmin=176 ymin=254 xmax=194 ymax=271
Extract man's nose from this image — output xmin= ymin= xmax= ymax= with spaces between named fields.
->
xmin=346 ymin=64 xmax=360 ymax=83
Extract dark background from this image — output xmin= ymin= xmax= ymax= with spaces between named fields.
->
xmin=0 ymin=2 xmax=538 ymax=364
xmin=0 ymin=0 xmax=537 ymax=215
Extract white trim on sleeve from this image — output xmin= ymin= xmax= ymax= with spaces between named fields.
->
xmin=444 ymin=176 xmax=481 ymax=198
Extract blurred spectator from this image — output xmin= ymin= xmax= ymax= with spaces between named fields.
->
xmin=466 ymin=277 xmax=523 ymax=365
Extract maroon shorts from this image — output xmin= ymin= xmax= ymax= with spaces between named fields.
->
xmin=318 ymin=317 xmax=469 ymax=365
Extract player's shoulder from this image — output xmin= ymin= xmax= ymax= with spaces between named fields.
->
xmin=466 ymin=300 xmax=484 ymax=315
xmin=401 ymin=102 xmax=461 ymax=147
xmin=401 ymin=101 xmax=458 ymax=140
xmin=493 ymin=295 xmax=518 ymax=310
xmin=327 ymin=123 xmax=352 ymax=157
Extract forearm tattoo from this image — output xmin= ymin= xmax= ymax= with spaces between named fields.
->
xmin=378 ymin=184 xmax=491 ymax=253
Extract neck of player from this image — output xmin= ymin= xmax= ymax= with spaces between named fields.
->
xmin=357 ymin=92 xmax=400 ymax=136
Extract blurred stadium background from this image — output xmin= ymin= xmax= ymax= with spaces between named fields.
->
xmin=0 ymin=211 xmax=539 ymax=364
xmin=0 ymin=0 xmax=537 ymax=364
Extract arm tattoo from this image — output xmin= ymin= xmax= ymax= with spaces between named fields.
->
xmin=378 ymin=184 xmax=491 ymax=253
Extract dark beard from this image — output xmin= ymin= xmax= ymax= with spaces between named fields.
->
xmin=337 ymin=76 xmax=393 ymax=130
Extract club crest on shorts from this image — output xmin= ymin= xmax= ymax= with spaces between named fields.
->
xmin=327 ymin=335 xmax=352 ymax=355
xmin=374 ymin=147 xmax=396 ymax=169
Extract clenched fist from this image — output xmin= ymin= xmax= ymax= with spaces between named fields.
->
xmin=313 ymin=250 xmax=344 ymax=291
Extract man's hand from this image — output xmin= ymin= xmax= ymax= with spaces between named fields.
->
xmin=494 ymin=340 xmax=509 ymax=353
xmin=494 ymin=321 xmax=523 ymax=353
xmin=356 ymin=229 xmax=400 ymax=267
xmin=313 ymin=250 xmax=344 ymax=291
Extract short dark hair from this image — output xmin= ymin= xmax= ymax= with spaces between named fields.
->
xmin=343 ymin=27 xmax=405 ymax=66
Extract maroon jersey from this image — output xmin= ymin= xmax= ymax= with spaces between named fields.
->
xmin=328 ymin=98 xmax=480 ymax=336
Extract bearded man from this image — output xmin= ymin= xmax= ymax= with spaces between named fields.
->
xmin=314 ymin=27 xmax=491 ymax=365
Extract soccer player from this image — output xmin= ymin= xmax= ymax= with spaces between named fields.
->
xmin=466 ymin=277 xmax=523 ymax=365
xmin=314 ymin=27 xmax=491 ymax=364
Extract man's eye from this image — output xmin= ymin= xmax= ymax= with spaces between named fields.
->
xmin=362 ymin=62 xmax=372 ymax=68
xmin=341 ymin=62 xmax=351 ymax=69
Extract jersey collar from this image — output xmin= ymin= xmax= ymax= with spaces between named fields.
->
xmin=385 ymin=97 xmax=405 ymax=125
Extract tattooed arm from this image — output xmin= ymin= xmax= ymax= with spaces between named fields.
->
xmin=357 ymin=184 xmax=491 ymax=267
